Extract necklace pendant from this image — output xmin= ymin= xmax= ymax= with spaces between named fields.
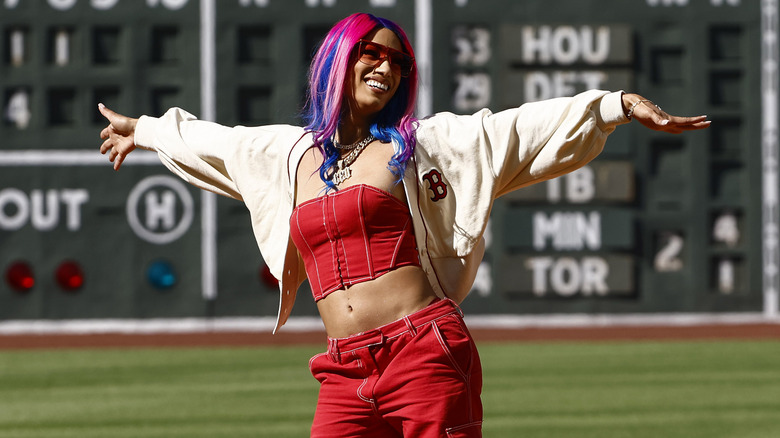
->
xmin=333 ymin=165 xmax=351 ymax=185
xmin=331 ymin=136 xmax=372 ymax=186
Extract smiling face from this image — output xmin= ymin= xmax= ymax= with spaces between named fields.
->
xmin=347 ymin=28 xmax=404 ymax=123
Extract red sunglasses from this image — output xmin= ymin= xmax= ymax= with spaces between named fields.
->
xmin=357 ymin=40 xmax=415 ymax=77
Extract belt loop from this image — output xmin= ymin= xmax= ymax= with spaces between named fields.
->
xmin=403 ymin=315 xmax=417 ymax=337
xmin=328 ymin=338 xmax=341 ymax=363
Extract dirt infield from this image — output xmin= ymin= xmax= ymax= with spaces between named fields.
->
xmin=1 ymin=323 xmax=779 ymax=350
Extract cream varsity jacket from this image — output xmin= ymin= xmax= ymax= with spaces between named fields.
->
xmin=133 ymin=89 xmax=629 ymax=332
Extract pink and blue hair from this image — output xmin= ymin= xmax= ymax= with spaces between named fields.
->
xmin=302 ymin=13 xmax=419 ymax=191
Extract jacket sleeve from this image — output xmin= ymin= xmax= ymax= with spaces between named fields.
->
xmin=135 ymin=108 xmax=245 ymax=200
xmin=416 ymin=90 xmax=628 ymax=198
xmin=134 ymin=107 xmax=306 ymax=202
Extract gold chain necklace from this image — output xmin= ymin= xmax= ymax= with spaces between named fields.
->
xmin=332 ymin=135 xmax=375 ymax=185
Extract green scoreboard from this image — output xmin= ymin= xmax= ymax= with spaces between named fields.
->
xmin=1 ymin=0 xmax=775 ymax=321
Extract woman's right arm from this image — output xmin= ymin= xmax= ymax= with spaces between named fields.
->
xmin=98 ymin=104 xmax=307 ymax=205
xmin=98 ymin=104 xmax=245 ymax=200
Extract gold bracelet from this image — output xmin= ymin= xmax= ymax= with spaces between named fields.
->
xmin=627 ymin=99 xmax=651 ymax=120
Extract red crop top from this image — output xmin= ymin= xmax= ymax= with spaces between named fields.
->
xmin=289 ymin=184 xmax=421 ymax=301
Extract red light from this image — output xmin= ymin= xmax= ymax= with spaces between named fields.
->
xmin=55 ymin=261 xmax=84 ymax=292
xmin=259 ymin=264 xmax=279 ymax=289
xmin=5 ymin=261 xmax=35 ymax=292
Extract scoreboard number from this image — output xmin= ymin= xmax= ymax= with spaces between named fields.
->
xmin=654 ymin=232 xmax=684 ymax=273
xmin=453 ymin=73 xmax=491 ymax=112
xmin=452 ymin=26 xmax=492 ymax=112
xmin=713 ymin=211 xmax=740 ymax=247
xmin=452 ymin=26 xmax=491 ymax=66
xmin=5 ymin=90 xmax=30 ymax=129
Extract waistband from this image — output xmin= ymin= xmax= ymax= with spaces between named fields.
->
xmin=326 ymin=298 xmax=463 ymax=362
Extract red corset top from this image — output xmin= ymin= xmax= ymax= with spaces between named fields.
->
xmin=289 ymin=184 xmax=421 ymax=302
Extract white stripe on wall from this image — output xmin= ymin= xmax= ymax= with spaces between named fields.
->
xmin=0 ymin=150 xmax=160 ymax=166
xmin=0 ymin=312 xmax=774 ymax=336
xmin=200 ymin=0 xmax=219 ymax=301
xmin=762 ymin=0 xmax=780 ymax=318
xmin=415 ymin=0 xmax=433 ymax=117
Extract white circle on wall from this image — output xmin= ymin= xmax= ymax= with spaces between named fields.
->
xmin=126 ymin=175 xmax=194 ymax=244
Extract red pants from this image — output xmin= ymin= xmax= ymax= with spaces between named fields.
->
xmin=309 ymin=298 xmax=482 ymax=437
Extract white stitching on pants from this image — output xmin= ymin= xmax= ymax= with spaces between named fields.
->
xmin=433 ymin=319 xmax=474 ymax=422
xmin=446 ymin=420 xmax=482 ymax=436
xmin=355 ymin=357 xmax=374 ymax=404
xmin=403 ymin=315 xmax=417 ymax=336
xmin=432 ymin=320 xmax=468 ymax=379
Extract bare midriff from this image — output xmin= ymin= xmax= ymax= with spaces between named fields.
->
xmin=316 ymin=265 xmax=438 ymax=338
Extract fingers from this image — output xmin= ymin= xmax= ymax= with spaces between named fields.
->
xmin=114 ymin=151 xmax=126 ymax=171
xmin=109 ymin=147 xmax=118 ymax=166
xmin=97 ymin=102 xmax=115 ymax=122
xmin=632 ymin=100 xmax=710 ymax=133
xmin=98 ymin=105 xmax=114 ymax=139
xmin=97 ymin=103 xmax=137 ymax=134
xmin=106 ymin=144 xmax=117 ymax=163
xmin=665 ymin=115 xmax=708 ymax=125
xmin=670 ymin=115 xmax=708 ymax=124
xmin=100 ymin=138 xmax=113 ymax=154
xmin=98 ymin=105 xmax=121 ymax=137
xmin=662 ymin=115 xmax=711 ymax=133
xmin=106 ymin=143 xmax=124 ymax=170
xmin=103 ymin=141 xmax=136 ymax=170
xmin=98 ymin=104 xmax=114 ymax=143
xmin=100 ymin=128 xmax=128 ymax=170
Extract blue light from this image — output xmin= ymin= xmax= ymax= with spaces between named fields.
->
xmin=147 ymin=260 xmax=177 ymax=290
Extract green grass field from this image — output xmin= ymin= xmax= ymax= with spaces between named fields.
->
xmin=0 ymin=340 xmax=778 ymax=438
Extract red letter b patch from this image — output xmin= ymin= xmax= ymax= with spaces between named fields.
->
xmin=422 ymin=169 xmax=448 ymax=202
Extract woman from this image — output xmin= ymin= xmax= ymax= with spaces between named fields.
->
xmin=99 ymin=13 xmax=709 ymax=438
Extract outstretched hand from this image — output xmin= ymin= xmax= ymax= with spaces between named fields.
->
xmin=622 ymin=93 xmax=710 ymax=134
xmin=98 ymin=103 xmax=138 ymax=171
